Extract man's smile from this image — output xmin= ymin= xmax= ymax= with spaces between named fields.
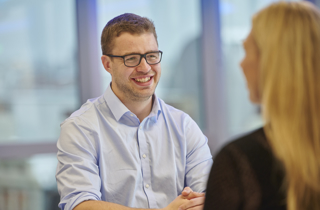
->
xmin=134 ymin=76 xmax=152 ymax=83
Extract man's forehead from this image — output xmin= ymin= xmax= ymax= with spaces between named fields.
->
xmin=115 ymin=32 xmax=156 ymax=41
xmin=111 ymin=32 xmax=158 ymax=54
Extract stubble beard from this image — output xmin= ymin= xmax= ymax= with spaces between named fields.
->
xmin=114 ymin=77 xmax=159 ymax=102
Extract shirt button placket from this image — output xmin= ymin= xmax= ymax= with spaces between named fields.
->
xmin=138 ymin=123 xmax=156 ymax=207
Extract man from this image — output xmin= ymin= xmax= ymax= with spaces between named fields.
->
xmin=56 ymin=13 xmax=213 ymax=210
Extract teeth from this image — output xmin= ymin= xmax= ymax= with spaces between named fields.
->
xmin=135 ymin=77 xmax=151 ymax=82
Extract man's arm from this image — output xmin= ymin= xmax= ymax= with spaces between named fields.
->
xmin=73 ymin=200 xmax=141 ymax=210
xmin=56 ymin=118 xmax=103 ymax=210
xmin=73 ymin=188 xmax=203 ymax=210
xmin=73 ymin=197 xmax=187 ymax=210
xmin=184 ymin=116 xmax=213 ymax=193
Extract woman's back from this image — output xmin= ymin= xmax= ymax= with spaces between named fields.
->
xmin=204 ymin=128 xmax=285 ymax=210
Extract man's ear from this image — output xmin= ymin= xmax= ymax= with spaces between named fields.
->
xmin=101 ymin=55 xmax=113 ymax=74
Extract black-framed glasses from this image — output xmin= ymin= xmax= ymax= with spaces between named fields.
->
xmin=106 ymin=51 xmax=163 ymax=67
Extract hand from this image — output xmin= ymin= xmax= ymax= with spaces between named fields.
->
xmin=162 ymin=187 xmax=206 ymax=210
xmin=179 ymin=187 xmax=205 ymax=210
xmin=163 ymin=195 xmax=190 ymax=210
xmin=178 ymin=196 xmax=205 ymax=210
xmin=181 ymin=187 xmax=205 ymax=200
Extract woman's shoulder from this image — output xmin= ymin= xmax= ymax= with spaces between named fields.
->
xmin=211 ymin=127 xmax=271 ymax=185
xmin=231 ymin=127 xmax=267 ymax=145
xmin=221 ymin=127 xmax=270 ymax=157
xmin=206 ymin=127 xmax=286 ymax=210
xmin=215 ymin=127 xmax=277 ymax=186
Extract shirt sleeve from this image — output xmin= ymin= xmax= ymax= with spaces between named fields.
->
xmin=56 ymin=117 xmax=101 ymax=210
xmin=184 ymin=116 xmax=213 ymax=193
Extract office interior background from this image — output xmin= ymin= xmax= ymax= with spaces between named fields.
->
xmin=0 ymin=0 xmax=317 ymax=209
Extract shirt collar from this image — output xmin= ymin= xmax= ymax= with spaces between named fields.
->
xmin=150 ymin=94 xmax=162 ymax=121
xmin=104 ymin=83 xmax=162 ymax=122
xmin=104 ymin=84 xmax=130 ymax=121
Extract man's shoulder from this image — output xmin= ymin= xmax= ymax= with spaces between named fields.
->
xmin=156 ymin=97 xmax=198 ymax=130
xmin=61 ymin=95 xmax=106 ymax=127
xmin=157 ymin=97 xmax=189 ymax=117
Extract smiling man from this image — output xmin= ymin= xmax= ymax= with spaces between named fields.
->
xmin=56 ymin=13 xmax=212 ymax=210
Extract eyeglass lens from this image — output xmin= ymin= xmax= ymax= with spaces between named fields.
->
xmin=124 ymin=52 xmax=161 ymax=67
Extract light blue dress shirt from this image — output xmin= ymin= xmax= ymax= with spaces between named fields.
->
xmin=56 ymin=85 xmax=213 ymax=210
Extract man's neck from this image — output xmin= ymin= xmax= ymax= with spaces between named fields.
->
xmin=110 ymin=83 xmax=154 ymax=122
xmin=122 ymin=96 xmax=153 ymax=122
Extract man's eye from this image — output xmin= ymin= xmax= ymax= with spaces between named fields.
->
xmin=125 ymin=56 xmax=138 ymax=62
xmin=147 ymin=54 xmax=158 ymax=59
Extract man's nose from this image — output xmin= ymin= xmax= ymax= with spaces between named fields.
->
xmin=136 ymin=57 xmax=151 ymax=72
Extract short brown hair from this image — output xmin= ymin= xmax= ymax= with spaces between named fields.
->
xmin=101 ymin=13 xmax=158 ymax=55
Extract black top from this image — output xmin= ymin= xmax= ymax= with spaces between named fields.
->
xmin=204 ymin=128 xmax=286 ymax=210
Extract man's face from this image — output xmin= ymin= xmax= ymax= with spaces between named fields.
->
xmin=102 ymin=32 xmax=161 ymax=103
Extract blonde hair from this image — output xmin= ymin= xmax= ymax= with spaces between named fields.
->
xmin=252 ymin=1 xmax=320 ymax=209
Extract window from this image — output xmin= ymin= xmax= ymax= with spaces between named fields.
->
xmin=0 ymin=0 xmax=78 ymax=143
xmin=220 ymin=0 xmax=301 ymax=138
xmin=0 ymin=0 xmax=78 ymax=209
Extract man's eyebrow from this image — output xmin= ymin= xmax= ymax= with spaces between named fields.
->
xmin=121 ymin=51 xmax=139 ymax=55
xmin=121 ymin=50 xmax=159 ymax=56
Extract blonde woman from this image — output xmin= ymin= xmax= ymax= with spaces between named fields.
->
xmin=203 ymin=2 xmax=320 ymax=210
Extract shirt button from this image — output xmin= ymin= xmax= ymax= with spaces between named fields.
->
xmin=139 ymin=126 xmax=142 ymax=130
xmin=142 ymin=154 xmax=146 ymax=158
xmin=130 ymin=114 xmax=134 ymax=117
xmin=145 ymin=184 xmax=149 ymax=188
